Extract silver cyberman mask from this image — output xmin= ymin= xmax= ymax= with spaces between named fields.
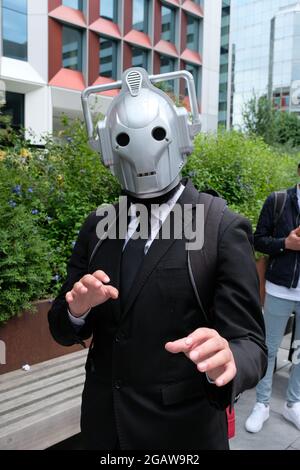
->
xmin=82 ymin=68 xmax=201 ymax=198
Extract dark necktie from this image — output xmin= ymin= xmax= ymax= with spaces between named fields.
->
xmin=120 ymin=214 xmax=150 ymax=309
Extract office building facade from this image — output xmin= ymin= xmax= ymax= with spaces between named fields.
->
xmin=219 ymin=0 xmax=300 ymax=128
xmin=0 ymin=0 xmax=222 ymax=143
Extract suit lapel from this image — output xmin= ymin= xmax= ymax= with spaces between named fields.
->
xmin=121 ymin=179 xmax=199 ymax=319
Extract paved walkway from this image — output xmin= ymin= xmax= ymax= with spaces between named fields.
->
xmin=231 ymin=335 xmax=300 ymax=450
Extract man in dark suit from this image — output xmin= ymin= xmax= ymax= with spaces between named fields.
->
xmin=48 ymin=68 xmax=267 ymax=450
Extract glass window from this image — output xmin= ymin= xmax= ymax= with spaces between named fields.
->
xmin=62 ymin=26 xmax=83 ymax=71
xmin=186 ymin=14 xmax=199 ymax=51
xmin=62 ymin=0 xmax=82 ymax=10
xmin=185 ymin=63 xmax=199 ymax=95
xmin=1 ymin=91 xmax=24 ymax=131
xmin=194 ymin=0 xmax=204 ymax=6
xmin=132 ymin=46 xmax=148 ymax=69
xmin=161 ymin=5 xmax=175 ymax=43
xmin=295 ymin=13 xmax=300 ymax=36
xmin=160 ymin=54 xmax=175 ymax=91
xmin=2 ymin=0 xmax=27 ymax=61
xmin=132 ymin=0 xmax=148 ymax=33
xmin=99 ymin=36 xmax=118 ymax=79
xmin=100 ymin=0 xmax=118 ymax=23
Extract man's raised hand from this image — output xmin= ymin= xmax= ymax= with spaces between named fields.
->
xmin=165 ymin=328 xmax=237 ymax=387
xmin=66 ymin=270 xmax=119 ymax=317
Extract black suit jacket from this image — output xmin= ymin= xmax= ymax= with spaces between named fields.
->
xmin=48 ymin=179 xmax=267 ymax=450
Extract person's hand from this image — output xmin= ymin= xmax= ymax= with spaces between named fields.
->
xmin=165 ymin=328 xmax=236 ymax=387
xmin=285 ymin=227 xmax=300 ymax=250
xmin=66 ymin=270 xmax=118 ymax=317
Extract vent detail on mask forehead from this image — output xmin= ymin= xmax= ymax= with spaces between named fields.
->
xmin=126 ymin=70 xmax=142 ymax=97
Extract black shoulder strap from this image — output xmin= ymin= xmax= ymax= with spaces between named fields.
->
xmin=88 ymin=202 xmax=119 ymax=271
xmin=188 ymin=193 xmax=227 ymax=325
xmin=273 ymin=190 xmax=287 ymax=228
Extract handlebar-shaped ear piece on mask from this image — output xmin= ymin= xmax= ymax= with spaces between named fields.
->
xmin=81 ymin=68 xmax=201 ymax=155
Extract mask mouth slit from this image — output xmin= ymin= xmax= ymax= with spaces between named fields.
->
xmin=137 ymin=171 xmax=157 ymax=177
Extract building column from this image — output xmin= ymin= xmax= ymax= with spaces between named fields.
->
xmin=25 ymin=87 xmax=53 ymax=144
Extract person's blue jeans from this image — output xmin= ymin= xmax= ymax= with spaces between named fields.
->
xmin=256 ymin=293 xmax=300 ymax=405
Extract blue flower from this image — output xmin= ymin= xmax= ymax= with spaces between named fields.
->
xmin=28 ymin=187 xmax=33 ymax=193
xmin=31 ymin=209 xmax=39 ymax=215
xmin=52 ymin=274 xmax=60 ymax=282
xmin=12 ymin=185 xmax=21 ymax=194
xmin=9 ymin=200 xmax=17 ymax=207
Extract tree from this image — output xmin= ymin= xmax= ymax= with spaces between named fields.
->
xmin=242 ymin=94 xmax=300 ymax=149
xmin=242 ymin=95 xmax=275 ymax=144
xmin=274 ymin=111 xmax=300 ymax=148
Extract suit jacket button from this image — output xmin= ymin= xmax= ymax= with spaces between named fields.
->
xmin=115 ymin=332 xmax=126 ymax=342
xmin=114 ymin=380 xmax=122 ymax=390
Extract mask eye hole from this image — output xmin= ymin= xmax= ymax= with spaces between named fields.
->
xmin=116 ymin=133 xmax=130 ymax=147
xmin=152 ymin=127 xmax=166 ymax=141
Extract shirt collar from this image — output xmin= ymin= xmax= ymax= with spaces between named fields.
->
xmin=129 ymin=183 xmax=185 ymax=222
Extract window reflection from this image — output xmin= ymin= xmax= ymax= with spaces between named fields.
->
xmin=186 ymin=14 xmax=199 ymax=51
xmin=2 ymin=0 xmax=27 ymax=61
xmin=132 ymin=46 xmax=148 ymax=69
xmin=161 ymin=5 xmax=175 ymax=43
xmin=132 ymin=0 xmax=148 ymax=33
xmin=62 ymin=26 xmax=83 ymax=71
xmin=160 ymin=54 xmax=175 ymax=91
xmin=62 ymin=0 xmax=82 ymax=10
xmin=100 ymin=0 xmax=118 ymax=23
xmin=100 ymin=36 xmax=118 ymax=79
xmin=185 ymin=63 xmax=199 ymax=96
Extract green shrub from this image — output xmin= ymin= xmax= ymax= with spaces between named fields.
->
xmin=0 ymin=118 xmax=120 ymax=323
xmin=0 ymin=205 xmax=52 ymax=323
xmin=184 ymin=130 xmax=300 ymax=227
